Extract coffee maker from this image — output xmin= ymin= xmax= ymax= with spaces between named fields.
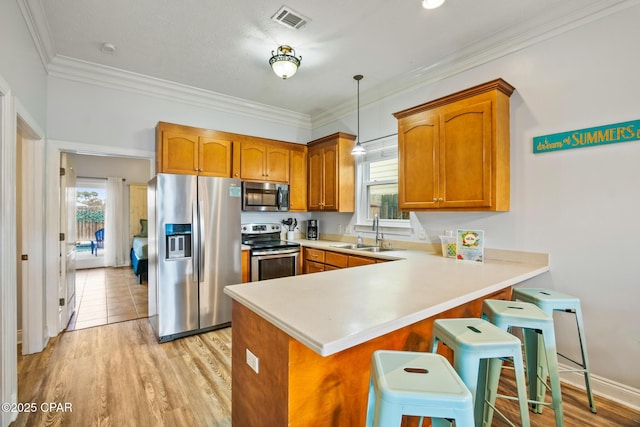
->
xmin=307 ymin=219 xmax=319 ymax=240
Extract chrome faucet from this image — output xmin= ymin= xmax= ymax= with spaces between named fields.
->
xmin=373 ymin=214 xmax=384 ymax=248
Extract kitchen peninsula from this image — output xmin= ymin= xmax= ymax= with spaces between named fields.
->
xmin=224 ymin=245 xmax=549 ymax=426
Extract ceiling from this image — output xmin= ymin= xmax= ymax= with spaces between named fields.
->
xmin=26 ymin=0 xmax=628 ymax=122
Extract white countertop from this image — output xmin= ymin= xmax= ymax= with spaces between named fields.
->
xmin=225 ymin=241 xmax=549 ymax=357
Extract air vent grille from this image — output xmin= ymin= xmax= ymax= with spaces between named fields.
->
xmin=271 ymin=6 xmax=309 ymax=30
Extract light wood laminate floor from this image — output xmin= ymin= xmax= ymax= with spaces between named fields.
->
xmin=15 ymin=320 xmax=640 ymax=426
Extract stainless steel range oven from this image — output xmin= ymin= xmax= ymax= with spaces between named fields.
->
xmin=241 ymin=223 xmax=300 ymax=282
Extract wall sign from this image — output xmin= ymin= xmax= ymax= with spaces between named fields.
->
xmin=533 ymin=119 xmax=640 ymax=154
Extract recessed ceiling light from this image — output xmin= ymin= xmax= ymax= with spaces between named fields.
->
xmin=100 ymin=42 xmax=116 ymax=54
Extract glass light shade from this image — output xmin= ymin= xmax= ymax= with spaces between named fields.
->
xmin=422 ymin=0 xmax=445 ymax=9
xmin=269 ymin=46 xmax=301 ymax=79
xmin=351 ymin=142 xmax=365 ymax=155
xmin=271 ymin=59 xmax=299 ymax=79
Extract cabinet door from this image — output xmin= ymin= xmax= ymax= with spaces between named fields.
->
xmin=307 ymin=147 xmax=324 ymax=210
xmin=440 ymin=100 xmax=492 ymax=208
xmin=320 ymin=144 xmax=338 ymax=211
xmin=240 ymin=141 xmax=267 ymax=180
xmin=266 ymin=146 xmax=290 ymax=182
xmin=304 ymin=261 xmax=325 ymax=274
xmin=398 ymin=113 xmax=439 ymax=209
xmin=348 ymin=255 xmax=376 ymax=267
xmin=161 ymin=131 xmax=199 ymax=174
xmin=289 ymin=146 xmax=307 ymax=211
xmin=241 ymin=250 xmax=250 ymax=283
xmin=200 ymin=137 xmax=233 ymax=177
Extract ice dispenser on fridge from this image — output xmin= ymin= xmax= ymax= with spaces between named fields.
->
xmin=165 ymin=224 xmax=191 ymax=259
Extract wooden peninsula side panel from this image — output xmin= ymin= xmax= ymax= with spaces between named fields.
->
xmin=231 ymin=287 xmax=512 ymax=427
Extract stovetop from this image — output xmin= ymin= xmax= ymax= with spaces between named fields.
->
xmin=242 ymin=222 xmax=300 ymax=253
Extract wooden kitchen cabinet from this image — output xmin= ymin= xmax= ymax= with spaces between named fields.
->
xmin=289 ymin=145 xmax=307 ymax=212
xmin=303 ymin=247 xmax=386 ymax=274
xmin=238 ymin=139 xmax=289 ymax=183
xmin=242 ymin=249 xmax=250 ymax=283
xmin=307 ymin=132 xmax=356 ymax=212
xmin=347 ymin=255 xmax=377 ymax=268
xmin=156 ymin=122 xmax=233 ymax=177
xmin=393 ymin=78 xmax=514 ymax=211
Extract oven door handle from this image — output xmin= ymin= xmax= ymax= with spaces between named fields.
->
xmin=252 ymin=249 xmax=300 ymax=257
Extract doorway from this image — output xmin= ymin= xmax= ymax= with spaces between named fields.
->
xmin=75 ymin=178 xmax=106 ymax=270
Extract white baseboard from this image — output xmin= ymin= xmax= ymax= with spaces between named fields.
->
xmin=559 ymin=362 xmax=640 ymax=411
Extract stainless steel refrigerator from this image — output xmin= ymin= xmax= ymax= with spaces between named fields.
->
xmin=148 ymin=173 xmax=242 ymax=342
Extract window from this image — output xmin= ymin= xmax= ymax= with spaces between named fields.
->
xmin=357 ymin=136 xmax=410 ymax=227
xmin=365 ymin=158 xmax=409 ymax=221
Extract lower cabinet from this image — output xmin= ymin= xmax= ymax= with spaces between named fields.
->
xmin=303 ymin=247 xmax=390 ymax=274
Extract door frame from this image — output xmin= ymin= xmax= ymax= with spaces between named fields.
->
xmin=44 ymin=139 xmax=154 ymax=336
xmin=0 ymin=70 xmax=18 ymax=427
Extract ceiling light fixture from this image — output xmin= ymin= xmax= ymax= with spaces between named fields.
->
xmin=351 ymin=74 xmax=365 ymax=156
xmin=269 ymin=45 xmax=301 ymax=79
xmin=422 ymin=0 xmax=446 ymax=9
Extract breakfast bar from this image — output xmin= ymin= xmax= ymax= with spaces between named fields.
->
xmin=224 ymin=248 xmax=549 ymax=427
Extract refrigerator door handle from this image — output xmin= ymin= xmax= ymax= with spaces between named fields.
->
xmin=192 ymin=201 xmax=198 ymax=284
xmin=198 ymin=199 xmax=205 ymax=281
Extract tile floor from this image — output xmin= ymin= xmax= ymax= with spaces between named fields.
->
xmin=68 ymin=267 xmax=148 ymax=331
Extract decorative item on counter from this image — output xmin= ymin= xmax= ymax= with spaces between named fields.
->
xmin=455 ymin=229 xmax=484 ymax=263
xmin=439 ymin=230 xmax=456 ymax=258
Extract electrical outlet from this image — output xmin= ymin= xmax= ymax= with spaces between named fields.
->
xmin=338 ymin=224 xmax=343 ymax=233
xmin=418 ymin=229 xmax=427 ymax=240
xmin=246 ymin=348 xmax=259 ymax=374
xmin=345 ymin=225 xmax=351 ymax=234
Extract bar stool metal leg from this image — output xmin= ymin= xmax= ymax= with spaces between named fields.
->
xmin=513 ymin=287 xmax=596 ymax=413
xmin=483 ymin=299 xmax=565 ymax=427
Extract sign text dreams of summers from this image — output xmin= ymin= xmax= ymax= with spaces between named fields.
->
xmin=533 ymin=119 xmax=640 ymax=154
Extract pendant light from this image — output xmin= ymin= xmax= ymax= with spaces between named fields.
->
xmin=351 ymin=74 xmax=365 ymax=155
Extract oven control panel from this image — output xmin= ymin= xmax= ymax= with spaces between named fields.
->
xmin=241 ymin=223 xmax=281 ymax=234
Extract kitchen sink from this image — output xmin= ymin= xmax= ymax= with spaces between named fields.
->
xmin=357 ymin=246 xmax=405 ymax=252
xmin=329 ymin=243 xmax=374 ymax=250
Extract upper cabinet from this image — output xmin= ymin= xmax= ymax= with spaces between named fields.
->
xmin=237 ymin=139 xmax=289 ymax=183
xmin=307 ymin=132 xmax=356 ymax=212
xmin=393 ymin=78 xmax=514 ymax=211
xmin=156 ymin=122 xmax=233 ymax=177
xmin=289 ymin=144 xmax=307 ymax=212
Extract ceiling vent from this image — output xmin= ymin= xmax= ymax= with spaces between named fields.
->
xmin=271 ymin=6 xmax=310 ymax=30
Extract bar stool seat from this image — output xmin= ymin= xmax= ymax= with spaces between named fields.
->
xmin=513 ymin=287 xmax=596 ymax=413
xmin=482 ymin=299 xmax=565 ymax=427
xmin=430 ymin=318 xmax=530 ymax=427
xmin=365 ymin=350 xmax=475 ymax=427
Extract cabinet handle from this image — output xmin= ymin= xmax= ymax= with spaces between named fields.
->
xmin=433 ymin=198 xmax=437 ymax=202
xmin=312 ymin=254 xmax=317 ymax=258
xmin=234 ymin=173 xmax=239 ymax=177
xmin=438 ymin=197 xmax=444 ymax=202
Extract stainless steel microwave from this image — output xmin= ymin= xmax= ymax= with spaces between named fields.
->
xmin=242 ymin=182 xmax=289 ymax=212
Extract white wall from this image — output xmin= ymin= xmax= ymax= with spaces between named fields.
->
xmin=315 ymin=6 xmax=640 ymax=394
xmin=47 ymin=78 xmax=312 ymax=151
xmin=0 ymin=0 xmax=47 ymax=128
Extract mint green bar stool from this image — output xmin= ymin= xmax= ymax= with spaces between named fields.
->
xmin=513 ymin=288 xmax=596 ymax=413
xmin=365 ymin=350 xmax=475 ymax=427
xmin=482 ymin=299 xmax=564 ymax=427
xmin=430 ymin=318 xmax=530 ymax=427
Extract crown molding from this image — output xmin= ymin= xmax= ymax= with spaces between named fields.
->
xmin=311 ymin=0 xmax=640 ymax=128
xmin=17 ymin=0 xmax=55 ymax=70
xmin=47 ymin=56 xmax=312 ymax=129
